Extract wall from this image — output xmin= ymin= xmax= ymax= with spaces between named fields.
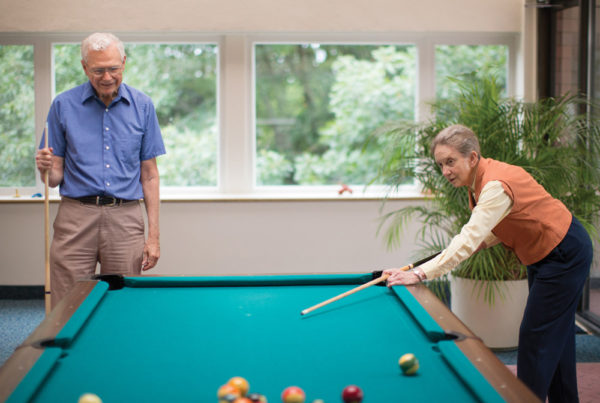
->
xmin=0 ymin=199 xmax=421 ymax=285
xmin=0 ymin=0 xmax=529 ymax=285
xmin=0 ymin=0 xmax=524 ymax=33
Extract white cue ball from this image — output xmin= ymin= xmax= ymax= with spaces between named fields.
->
xmin=78 ymin=393 xmax=102 ymax=403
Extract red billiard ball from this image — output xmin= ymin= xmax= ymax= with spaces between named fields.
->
xmin=281 ymin=386 xmax=305 ymax=403
xmin=342 ymin=385 xmax=363 ymax=403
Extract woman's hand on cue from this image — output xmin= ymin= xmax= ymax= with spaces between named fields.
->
xmin=383 ymin=268 xmax=421 ymax=287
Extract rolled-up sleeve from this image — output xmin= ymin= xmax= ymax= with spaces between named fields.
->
xmin=418 ymin=181 xmax=513 ymax=279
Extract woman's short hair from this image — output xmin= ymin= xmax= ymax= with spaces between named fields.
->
xmin=432 ymin=124 xmax=481 ymax=158
xmin=81 ymin=33 xmax=125 ymax=63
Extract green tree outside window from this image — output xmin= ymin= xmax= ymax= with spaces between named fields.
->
xmin=0 ymin=45 xmax=35 ymax=187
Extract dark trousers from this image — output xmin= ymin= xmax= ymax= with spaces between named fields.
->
xmin=517 ymin=216 xmax=592 ymax=403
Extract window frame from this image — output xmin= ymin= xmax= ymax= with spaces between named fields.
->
xmin=0 ymin=32 xmax=519 ymax=200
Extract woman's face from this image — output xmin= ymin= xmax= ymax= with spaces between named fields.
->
xmin=433 ymin=144 xmax=479 ymax=188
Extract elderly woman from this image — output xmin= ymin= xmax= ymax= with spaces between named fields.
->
xmin=384 ymin=124 xmax=592 ymax=403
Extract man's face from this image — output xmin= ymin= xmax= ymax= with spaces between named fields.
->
xmin=82 ymin=44 xmax=125 ymax=104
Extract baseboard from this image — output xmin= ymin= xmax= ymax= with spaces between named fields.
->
xmin=577 ymin=313 xmax=600 ymax=336
xmin=0 ymin=286 xmax=44 ymax=299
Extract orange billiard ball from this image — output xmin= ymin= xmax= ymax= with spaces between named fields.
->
xmin=281 ymin=386 xmax=305 ymax=403
xmin=228 ymin=376 xmax=250 ymax=396
xmin=218 ymin=384 xmax=242 ymax=399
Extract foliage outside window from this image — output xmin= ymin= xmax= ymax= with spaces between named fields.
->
xmin=54 ymin=43 xmax=218 ymax=187
xmin=0 ymin=45 xmax=35 ymax=187
xmin=435 ymin=45 xmax=508 ymax=100
xmin=1 ymin=38 xmax=512 ymax=194
xmin=255 ymin=44 xmax=417 ymax=186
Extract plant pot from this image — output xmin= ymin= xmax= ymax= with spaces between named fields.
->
xmin=450 ymin=276 xmax=529 ymax=350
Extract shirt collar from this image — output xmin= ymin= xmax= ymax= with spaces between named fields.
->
xmin=80 ymin=81 xmax=132 ymax=106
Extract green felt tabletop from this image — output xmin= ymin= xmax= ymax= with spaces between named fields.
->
xmin=8 ymin=275 xmax=503 ymax=403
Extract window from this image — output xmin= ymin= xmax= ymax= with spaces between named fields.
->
xmin=0 ymin=45 xmax=35 ymax=187
xmin=435 ymin=45 xmax=509 ymax=100
xmin=255 ymin=44 xmax=416 ymax=186
xmin=0 ymin=33 xmax=516 ymax=198
xmin=54 ymin=42 xmax=219 ymax=187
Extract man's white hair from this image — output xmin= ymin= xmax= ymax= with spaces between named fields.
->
xmin=81 ymin=33 xmax=126 ymax=63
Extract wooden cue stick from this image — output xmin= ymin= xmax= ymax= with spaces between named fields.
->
xmin=300 ymin=252 xmax=441 ymax=316
xmin=44 ymin=123 xmax=51 ymax=314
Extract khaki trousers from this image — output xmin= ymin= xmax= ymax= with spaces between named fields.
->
xmin=50 ymin=197 xmax=145 ymax=308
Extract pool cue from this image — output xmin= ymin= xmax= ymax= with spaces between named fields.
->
xmin=300 ymin=252 xmax=441 ymax=316
xmin=43 ymin=123 xmax=51 ymax=315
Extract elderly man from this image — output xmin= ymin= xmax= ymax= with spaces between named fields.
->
xmin=36 ymin=32 xmax=166 ymax=308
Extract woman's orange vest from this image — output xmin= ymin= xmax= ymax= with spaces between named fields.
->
xmin=469 ymin=158 xmax=572 ymax=265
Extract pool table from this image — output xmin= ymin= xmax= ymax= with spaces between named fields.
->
xmin=0 ymin=274 xmax=539 ymax=402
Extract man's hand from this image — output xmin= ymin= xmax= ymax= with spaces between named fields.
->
xmin=141 ymin=238 xmax=160 ymax=271
xmin=36 ymin=147 xmax=54 ymax=173
xmin=35 ymin=147 xmax=64 ymax=187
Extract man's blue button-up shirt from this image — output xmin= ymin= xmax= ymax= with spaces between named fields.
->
xmin=40 ymin=81 xmax=166 ymax=200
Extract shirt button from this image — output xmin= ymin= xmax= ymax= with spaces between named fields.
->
xmin=105 ymin=127 xmax=109 ymax=131
xmin=106 ymin=164 xmax=110 ymax=168
xmin=105 ymin=108 xmax=109 ymax=112
xmin=106 ymin=182 xmax=110 ymax=186
xmin=106 ymin=146 xmax=110 ymax=150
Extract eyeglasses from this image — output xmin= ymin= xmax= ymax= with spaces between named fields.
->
xmin=88 ymin=65 xmax=123 ymax=77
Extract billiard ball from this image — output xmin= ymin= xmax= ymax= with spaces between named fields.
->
xmin=399 ymin=353 xmax=419 ymax=375
xmin=219 ymin=384 xmax=242 ymax=399
xmin=341 ymin=385 xmax=363 ymax=403
xmin=248 ymin=393 xmax=267 ymax=402
xmin=228 ymin=376 xmax=250 ymax=396
xmin=281 ymin=386 xmax=305 ymax=403
xmin=219 ymin=394 xmax=239 ymax=403
xmin=78 ymin=393 xmax=102 ymax=403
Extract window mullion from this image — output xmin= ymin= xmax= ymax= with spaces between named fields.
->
xmin=417 ymin=38 xmax=435 ymax=122
xmin=219 ymin=35 xmax=254 ymax=194
xmin=34 ymin=38 xmax=54 ymax=192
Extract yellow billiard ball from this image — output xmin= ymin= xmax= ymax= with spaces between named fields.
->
xmin=399 ymin=353 xmax=419 ymax=375
xmin=78 ymin=393 xmax=102 ymax=403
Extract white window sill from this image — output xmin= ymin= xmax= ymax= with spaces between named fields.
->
xmin=0 ymin=185 xmax=425 ymax=203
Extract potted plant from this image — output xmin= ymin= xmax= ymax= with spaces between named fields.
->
xmin=371 ymin=75 xmax=600 ymax=348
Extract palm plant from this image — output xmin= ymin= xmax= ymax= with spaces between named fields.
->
xmin=371 ymin=75 xmax=600 ymax=302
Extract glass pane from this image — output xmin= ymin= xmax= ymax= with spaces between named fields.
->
xmin=435 ymin=45 xmax=508 ymax=100
xmin=255 ymin=44 xmax=416 ymax=186
xmin=0 ymin=45 xmax=35 ymax=187
xmin=54 ymin=43 xmax=219 ymax=187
